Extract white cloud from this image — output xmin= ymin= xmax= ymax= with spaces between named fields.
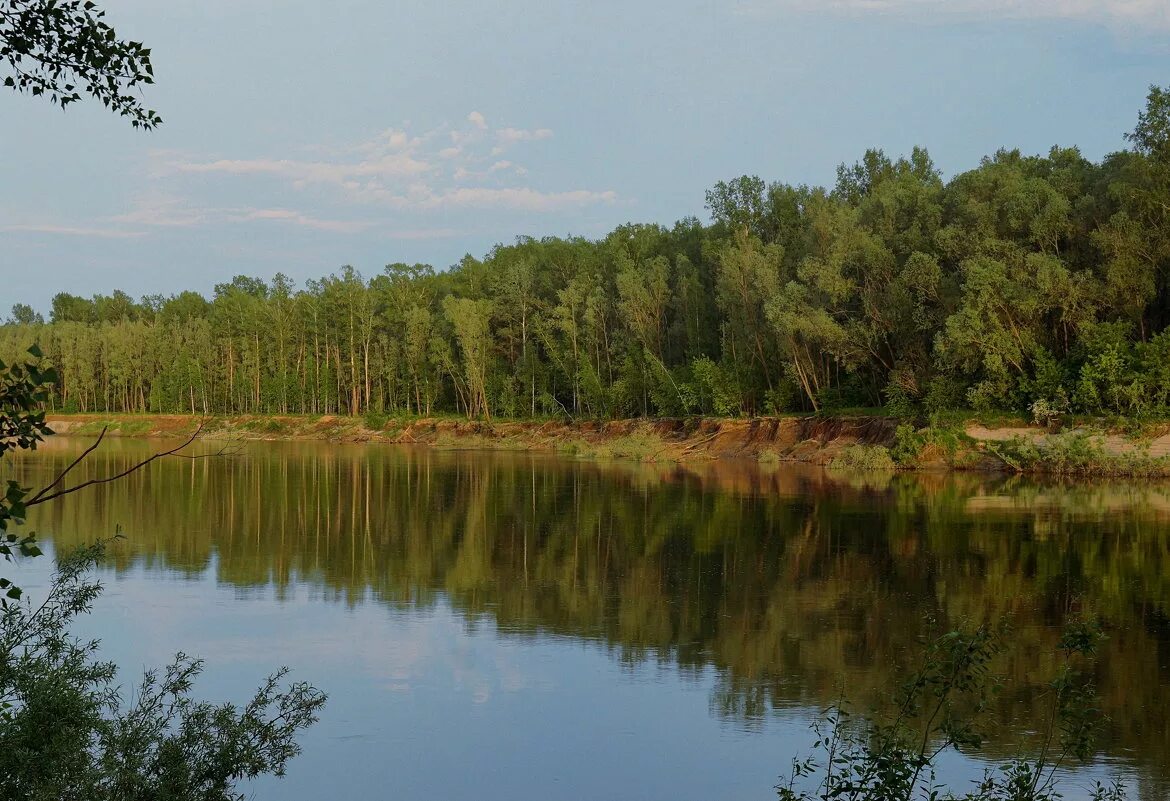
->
xmin=496 ymin=127 xmax=554 ymax=146
xmin=240 ymin=208 xmax=373 ymax=233
xmin=2 ymin=223 xmax=146 ymax=239
xmin=116 ymin=115 xmax=614 ymax=230
xmin=377 ymin=227 xmax=463 ymax=240
xmin=746 ymin=0 xmax=1170 ymax=27
xmin=171 ymin=152 xmax=433 ymax=186
xmin=112 ymin=193 xmax=213 ymax=227
xmin=111 ymin=195 xmax=373 ymax=233
xmin=414 ymin=187 xmax=617 ymax=212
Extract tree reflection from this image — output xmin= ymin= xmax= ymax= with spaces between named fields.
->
xmin=17 ymin=441 xmax=1170 ymax=793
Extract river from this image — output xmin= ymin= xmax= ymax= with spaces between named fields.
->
xmin=12 ymin=438 xmax=1170 ymax=799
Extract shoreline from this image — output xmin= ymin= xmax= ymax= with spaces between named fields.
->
xmin=41 ymin=412 xmax=1170 ymax=477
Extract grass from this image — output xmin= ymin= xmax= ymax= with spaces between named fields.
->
xmin=828 ymin=444 xmax=897 ymax=471
xmin=552 ymin=432 xmax=672 ymax=462
xmin=70 ymin=417 xmax=155 ymax=436
xmin=987 ymin=431 xmax=1170 ymax=477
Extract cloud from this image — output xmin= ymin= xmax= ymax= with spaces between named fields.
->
xmin=1 ymin=224 xmax=146 ymax=239
xmin=496 ymin=127 xmax=554 ymax=146
xmin=240 ymin=208 xmax=373 ymax=233
xmin=415 ymin=187 xmax=617 ymax=212
xmin=486 ymin=160 xmax=530 ymax=177
xmin=108 ymin=114 xmax=615 ymax=235
xmin=171 ymin=152 xmax=433 ymax=187
xmin=112 ymin=193 xmax=213 ymax=227
xmin=744 ymin=0 xmax=1170 ymax=27
xmin=112 ymin=195 xmax=375 ymax=233
xmin=377 ymin=227 xmax=463 ymax=240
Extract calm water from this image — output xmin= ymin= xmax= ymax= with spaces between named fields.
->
xmin=11 ymin=439 xmax=1170 ymax=799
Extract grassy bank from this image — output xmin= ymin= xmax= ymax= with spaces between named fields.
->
xmin=42 ymin=412 xmax=1170 ymax=478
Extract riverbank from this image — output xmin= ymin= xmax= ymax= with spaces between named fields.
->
xmin=41 ymin=412 xmax=1170 ymax=476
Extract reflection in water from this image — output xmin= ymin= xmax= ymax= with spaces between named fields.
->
xmin=13 ymin=439 xmax=1170 ymax=798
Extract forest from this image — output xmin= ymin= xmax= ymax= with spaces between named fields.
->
xmin=8 ymin=88 xmax=1170 ymax=422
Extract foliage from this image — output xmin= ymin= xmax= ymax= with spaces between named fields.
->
xmin=0 ymin=348 xmax=55 ymax=598
xmin=989 ymin=431 xmax=1170 ymax=477
xmin=363 ymin=409 xmax=389 ymax=431
xmin=0 ymin=0 xmax=159 ymax=128
xmin=775 ymin=623 xmax=1124 ymax=801
xmin=0 ymin=543 xmax=325 ymax=800
xmin=891 ymin=421 xmax=975 ymax=467
xmin=829 ymin=444 xmax=897 ymax=471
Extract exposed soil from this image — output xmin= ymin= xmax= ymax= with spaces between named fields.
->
xmin=44 ymin=413 xmax=908 ymax=465
xmin=43 ymin=413 xmax=1170 ymax=474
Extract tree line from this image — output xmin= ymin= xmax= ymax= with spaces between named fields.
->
xmin=9 ymin=88 xmax=1170 ymax=421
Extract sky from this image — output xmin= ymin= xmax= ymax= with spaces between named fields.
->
xmin=3 ymin=0 xmax=1170 ymax=314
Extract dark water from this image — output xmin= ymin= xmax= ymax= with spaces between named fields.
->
xmin=11 ymin=439 xmax=1170 ymax=800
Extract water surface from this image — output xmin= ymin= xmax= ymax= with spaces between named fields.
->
xmin=13 ymin=439 xmax=1170 ymax=799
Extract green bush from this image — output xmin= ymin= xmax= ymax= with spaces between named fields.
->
xmin=363 ymin=410 xmax=389 ymax=430
xmin=829 ymin=445 xmax=897 ymax=471
xmin=989 ymin=431 xmax=1170 ymax=477
xmin=0 ymin=544 xmax=326 ymax=800
xmin=891 ymin=423 xmax=926 ymax=464
xmin=891 ymin=421 xmax=974 ymax=467
xmin=777 ymin=622 xmax=1124 ymax=801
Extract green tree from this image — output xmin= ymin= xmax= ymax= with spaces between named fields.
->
xmin=443 ymin=296 xmax=493 ymax=420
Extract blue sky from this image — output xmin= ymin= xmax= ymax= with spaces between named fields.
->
xmin=3 ymin=0 xmax=1169 ymax=313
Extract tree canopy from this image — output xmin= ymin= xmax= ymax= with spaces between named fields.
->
xmin=10 ymin=89 xmax=1170 ymax=421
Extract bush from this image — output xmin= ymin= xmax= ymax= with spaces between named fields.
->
xmin=891 ymin=424 xmax=924 ymax=465
xmin=989 ymin=431 xmax=1170 ymax=477
xmin=776 ymin=622 xmax=1125 ymax=801
xmin=891 ymin=421 xmax=975 ymax=468
xmin=0 ymin=544 xmax=326 ymax=801
xmin=363 ymin=409 xmax=389 ymax=430
xmin=829 ymin=445 xmax=897 ymax=471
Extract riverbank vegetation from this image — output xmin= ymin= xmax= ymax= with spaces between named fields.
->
xmin=9 ymin=91 xmax=1170 ymax=426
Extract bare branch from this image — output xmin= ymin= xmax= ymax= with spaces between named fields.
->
xmin=27 ymin=425 xmax=108 ymax=503
xmin=27 ymin=422 xmax=207 ymax=507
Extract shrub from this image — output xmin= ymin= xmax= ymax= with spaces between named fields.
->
xmin=829 ymin=445 xmax=897 ymax=471
xmin=891 ymin=421 xmax=975 ymax=468
xmin=988 ymin=431 xmax=1170 ymax=477
xmin=776 ymin=622 xmax=1124 ymax=801
xmin=0 ymin=544 xmax=326 ymax=800
xmin=363 ymin=410 xmax=389 ymax=431
xmin=1030 ymin=395 xmax=1069 ymax=427
xmin=891 ymin=424 xmax=926 ymax=465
